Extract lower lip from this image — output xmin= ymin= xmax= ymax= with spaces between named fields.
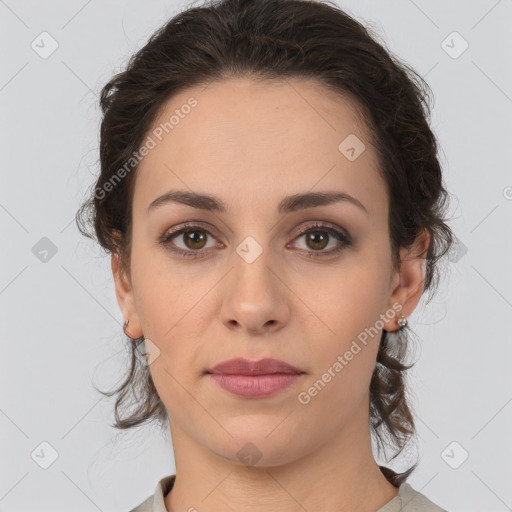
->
xmin=207 ymin=373 xmax=303 ymax=398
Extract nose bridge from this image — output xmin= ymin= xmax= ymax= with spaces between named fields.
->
xmin=220 ymin=228 xmax=290 ymax=332
xmin=232 ymin=231 xmax=277 ymax=300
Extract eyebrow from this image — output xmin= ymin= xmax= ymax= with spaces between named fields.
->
xmin=147 ymin=190 xmax=368 ymax=216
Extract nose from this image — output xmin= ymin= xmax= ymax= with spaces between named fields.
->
xmin=219 ymin=246 xmax=291 ymax=336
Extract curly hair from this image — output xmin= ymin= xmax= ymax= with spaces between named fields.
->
xmin=76 ymin=0 xmax=454 ymax=487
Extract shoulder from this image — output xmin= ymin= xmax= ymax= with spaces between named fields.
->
xmin=128 ymin=474 xmax=449 ymax=512
xmin=398 ymin=482 xmax=448 ymax=512
xmin=129 ymin=495 xmax=153 ymax=512
xmin=128 ymin=474 xmax=176 ymax=512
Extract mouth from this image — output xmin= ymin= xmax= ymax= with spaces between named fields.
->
xmin=206 ymin=357 xmax=305 ymax=376
xmin=205 ymin=358 xmax=305 ymax=398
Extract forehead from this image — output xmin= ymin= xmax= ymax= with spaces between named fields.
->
xmin=134 ymin=77 xmax=386 ymax=219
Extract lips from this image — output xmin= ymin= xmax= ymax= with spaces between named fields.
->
xmin=206 ymin=358 xmax=305 ymax=398
xmin=207 ymin=357 xmax=304 ymax=376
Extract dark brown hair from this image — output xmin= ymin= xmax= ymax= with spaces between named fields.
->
xmin=76 ymin=0 xmax=454 ymax=487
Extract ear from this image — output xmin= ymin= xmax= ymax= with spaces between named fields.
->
xmin=111 ymin=251 xmax=143 ymax=338
xmin=383 ymin=228 xmax=430 ymax=332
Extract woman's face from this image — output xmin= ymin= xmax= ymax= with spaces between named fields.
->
xmin=113 ymin=77 xmax=422 ymax=466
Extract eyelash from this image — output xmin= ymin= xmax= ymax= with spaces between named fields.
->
xmin=159 ymin=221 xmax=352 ymax=259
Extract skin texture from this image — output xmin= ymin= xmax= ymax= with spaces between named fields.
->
xmin=112 ymin=77 xmax=429 ymax=512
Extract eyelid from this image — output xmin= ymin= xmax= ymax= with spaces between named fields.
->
xmin=293 ymin=220 xmax=350 ymax=238
xmin=162 ymin=220 xmax=221 ymax=240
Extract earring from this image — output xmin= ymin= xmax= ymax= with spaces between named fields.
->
xmin=397 ymin=315 xmax=408 ymax=330
xmin=123 ymin=319 xmax=131 ymax=337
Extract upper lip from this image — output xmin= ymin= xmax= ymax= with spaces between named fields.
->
xmin=207 ymin=358 xmax=304 ymax=376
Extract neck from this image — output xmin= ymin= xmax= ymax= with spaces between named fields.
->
xmin=164 ymin=405 xmax=399 ymax=512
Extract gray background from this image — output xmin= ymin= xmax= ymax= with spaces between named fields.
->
xmin=1 ymin=0 xmax=511 ymax=511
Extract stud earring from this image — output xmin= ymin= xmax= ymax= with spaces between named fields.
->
xmin=397 ymin=315 xmax=408 ymax=330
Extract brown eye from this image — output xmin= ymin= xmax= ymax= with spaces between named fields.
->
xmin=161 ymin=221 xmax=351 ymax=260
xmin=161 ymin=223 xmax=219 ymax=258
xmin=304 ymin=231 xmax=329 ymax=251
xmin=291 ymin=223 xmax=352 ymax=258
xmin=182 ymin=229 xmax=208 ymax=250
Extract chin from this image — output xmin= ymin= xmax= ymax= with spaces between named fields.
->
xmin=211 ymin=430 xmax=307 ymax=469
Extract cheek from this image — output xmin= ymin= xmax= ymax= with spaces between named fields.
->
xmin=315 ymin=264 xmax=389 ymax=336
xmin=130 ymin=247 xmax=209 ymax=371
xmin=301 ymin=260 xmax=390 ymax=382
xmin=131 ymin=240 xmax=191 ymax=330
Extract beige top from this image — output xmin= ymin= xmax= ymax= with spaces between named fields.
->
xmin=129 ymin=474 xmax=448 ymax=512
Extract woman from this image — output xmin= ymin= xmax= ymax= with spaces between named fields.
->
xmin=76 ymin=0 xmax=454 ymax=510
